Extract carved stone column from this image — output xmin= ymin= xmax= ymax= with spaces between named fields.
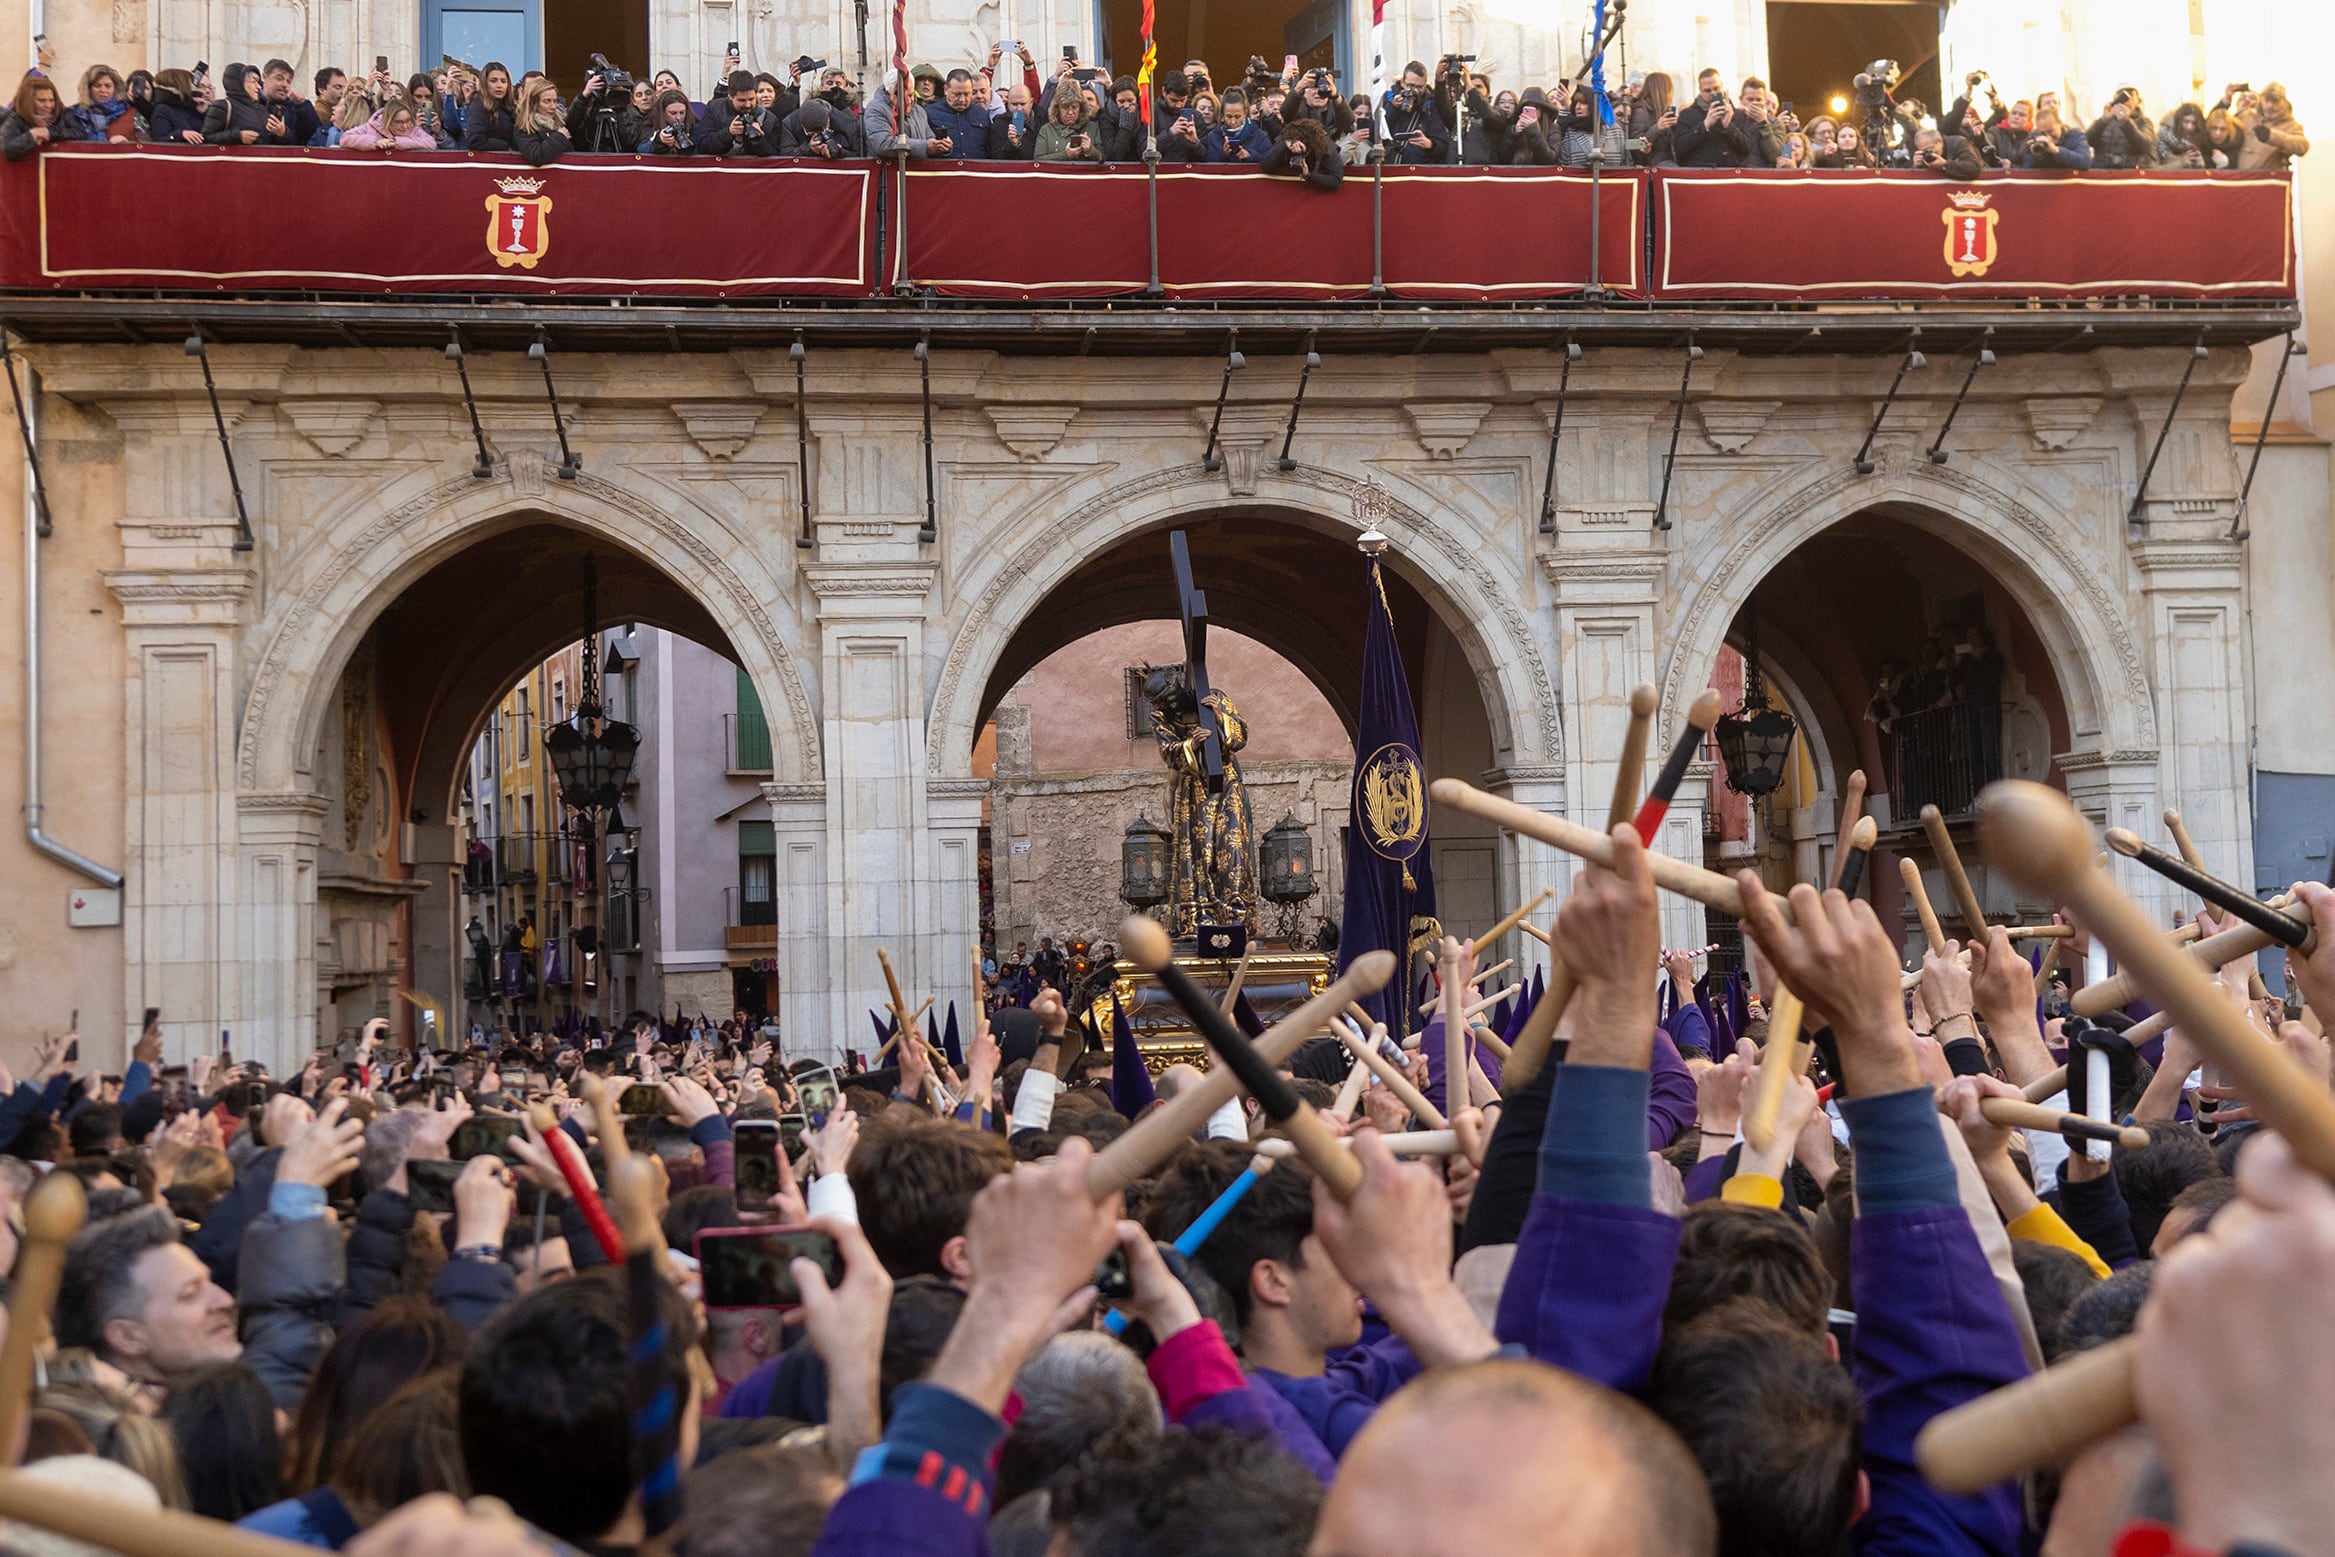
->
xmin=238 ymin=793 xmax=329 ymax=1073
xmin=1479 ymin=764 xmax=1569 ymax=973
xmin=765 ymin=781 xmax=831 ymax=1061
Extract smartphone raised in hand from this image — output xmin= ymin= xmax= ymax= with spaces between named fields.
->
xmin=407 ymin=1157 xmax=464 ymax=1214
xmin=451 ymin=1115 xmax=524 ymax=1161
xmin=618 ymin=1082 xmax=667 ymax=1116
xmin=796 ymin=1065 xmax=838 ymax=1127
xmin=734 ymin=1119 xmax=781 ymax=1211
xmin=697 ymin=1226 xmax=842 ymax=1308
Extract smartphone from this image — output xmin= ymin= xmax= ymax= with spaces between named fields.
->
xmin=64 ymin=1039 xmax=79 ymax=1064
xmin=727 ymin=39 xmax=740 ymax=55
xmin=997 ymin=37 xmax=1017 ymax=60
xmin=1518 ymin=105 xmax=1539 ymax=125
xmin=1781 ymin=100 xmax=1794 ymax=115
xmin=408 ymin=1158 xmax=464 ymax=1214
xmin=451 ymin=1115 xmax=523 ymax=1161
xmin=734 ymin=1120 xmax=781 ymax=1211
xmin=193 ymin=61 xmax=209 ymax=80
xmin=499 ymin=1066 xmax=530 ymax=1094
xmin=618 ymin=1082 xmax=667 ymax=1116
xmin=1062 ymin=44 xmax=1077 ymax=63
xmin=796 ymin=1066 xmax=838 ymax=1127
xmin=222 ymin=1029 xmax=232 ymax=1061
xmin=376 ymin=54 xmax=390 ymax=74
xmin=233 ymin=1080 xmax=269 ymax=1112
xmin=778 ymin=1112 xmax=808 ymax=1157
xmin=696 ymin=1226 xmax=842 ymax=1308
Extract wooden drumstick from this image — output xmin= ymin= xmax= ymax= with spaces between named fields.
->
xmin=577 ymin=1070 xmax=630 ymax=1167
xmin=0 ymin=1468 xmax=321 ymax=1557
xmin=2106 ymin=828 xmax=2309 ymax=951
xmin=1978 ymin=1096 xmax=2148 ymax=1149
xmin=1122 ymin=917 xmax=1363 ymax=1201
xmin=0 ymin=1171 xmax=86 ymax=1460
xmin=1471 ymin=1021 xmax=1512 ymax=1062
xmin=1470 ymin=958 xmax=1516 ymax=989
xmin=1332 ymin=1051 xmax=1371 ymax=1120
xmin=2073 ymin=899 xmax=2313 ymax=1017
xmin=1836 ymin=815 xmax=1879 ymax=899
xmin=1431 ymin=779 xmax=1798 ymax=926
xmin=2020 ymin=1066 xmax=2068 ymax=1104
xmin=1417 ymin=982 xmax=1521 ymax=1018
xmin=1899 ymin=855 xmax=1949 ymax=957
xmin=1256 ymin=1130 xmax=1460 ymax=1160
xmin=1827 ymin=769 xmax=1870 ymax=890
xmin=1631 ymin=689 xmax=1725 ymax=843
xmin=1436 ymin=939 xmax=1468 ymax=1138
xmin=1219 ymin=945 xmax=1255 ymax=1016
xmin=1609 ymin=683 xmax=1660 ymax=828
xmin=1474 ymin=888 xmax=1555 ymax=955
xmin=1520 ymin=921 xmax=1552 ymax=946
xmin=1916 ymin=781 xmax=2335 ymax=1495
xmin=2164 ymin=806 xmax=2206 ymax=870
xmin=1335 ymin=1021 xmax=1447 ymax=1128
xmin=1089 ymin=929 xmax=1393 ymax=1201
xmin=1921 ymin=804 xmax=1991 ymax=940
xmin=2005 ymin=925 xmax=2077 ymax=939
xmin=1740 ymin=986 xmax=1807 ymax=1151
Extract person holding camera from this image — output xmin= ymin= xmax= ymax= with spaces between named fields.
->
xmin=1737 ymin=78 xmax=1793 ymax=166
xmin=698 ymin=70 xmax=776 ymax=156
xmin=1381 ymin=61 xmax=1452 ymax=165
xmin=1671 ymin=68 xmax=1754 ymax=167
xmin=2087 ymin=85 xmax=2159 ymax=168
xmin=1909 ymin=123 xmax=1982 ymax=180
xmin=1201 ymin=87 xmax=1271 ymax=163
xmin=2010 ymin=102 xmax=2089 ymax=168
xmin=1262 ymin=114 xmax=1342 ymax=188
xmin=1032 ymin=85 xmax=1102 ymax=163
xmin=639 ymin=88 xmax=697 ymax=155
xmin=1504 ymin=86 xmax=1558 ymax=165
xmin=784 ymin=65 xmax=864 ymax=154
xmin=777 ymin=97 xmax=844 ymax=158
xmin=1285 ymin=65 xmax=1354 ymax=141
xmin=2208 ymin=81 xmax=2307 ymax=170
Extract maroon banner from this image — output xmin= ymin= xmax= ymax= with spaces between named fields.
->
xmin=902 ymin=162 xmax=1644 ymax=300
xmin=1651 ymin=168 xmax=2293 ymax=301
xmin=0 ymin=144 xmax=873 ymax=296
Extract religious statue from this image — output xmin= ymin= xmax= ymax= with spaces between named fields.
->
xmin=1143 ymin=669 xmax=1258 ymax=939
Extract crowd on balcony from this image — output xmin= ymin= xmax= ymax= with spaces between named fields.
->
xmin=0 ymin=27 xmax=2308 ymax=177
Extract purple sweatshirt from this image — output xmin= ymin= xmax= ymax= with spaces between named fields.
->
xmin=1250 ymin=1330 xmax=1425 ymax=1458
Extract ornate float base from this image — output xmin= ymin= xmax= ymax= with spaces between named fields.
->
xmin=1091 ymin=948 xmax=1335 ymax=1074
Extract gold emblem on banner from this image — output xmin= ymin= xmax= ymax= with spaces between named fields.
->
xmin=485 ymin=175 xmax=553 ymax=270
xmin=1359 ymin=743 xmax=1426 ymax=860
xmin=1941 ymin=188 xmax=1999 ymax=278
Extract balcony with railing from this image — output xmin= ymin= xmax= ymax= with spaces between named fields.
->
xmin=1890 ymin=702 xmax=2006 ymax=821
xmin=724 ymin=884 xmax=777 ymax=951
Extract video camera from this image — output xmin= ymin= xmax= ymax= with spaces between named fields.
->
xmin=1852 ymin=59 xmax=1899 ymax=111
xmin=586 ymin=52 xmax=635 ymax=97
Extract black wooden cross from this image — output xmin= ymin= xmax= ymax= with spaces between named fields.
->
xmin=1169 ymin=529 xmax=1227 ymax=793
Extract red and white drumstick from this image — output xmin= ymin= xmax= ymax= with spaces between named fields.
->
xmin=1630 ymin=690 xmax=1724 ymax=843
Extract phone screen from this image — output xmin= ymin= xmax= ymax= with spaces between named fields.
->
xmin=779 ymin=1112 xmax=808 ymax=1157
xmin=451 ymin=1115 xmax=523 ymax=1161
xmin=734 ymin=1121 xmax=780 ymax=1210
xmin=618 ymin=1082 xmax=666 ymax=1116
xmin=408 ymin=1158 xmax=464 ymax=1214
xmin=697 ymin=1227 xmax=842 ymax=1308
xmin=64 ymin=1040 xmax=79 ymax=1064
xmin=796 ymin=1067 xmax=838 ymax=1127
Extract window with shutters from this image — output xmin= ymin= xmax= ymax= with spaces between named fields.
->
xmin=735 ymin=667 xmax=773 ymax=772
xmin=738 ymin=820 xmax=776 ymax=927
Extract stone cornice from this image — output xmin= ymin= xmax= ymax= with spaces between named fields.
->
xmin=802 ymin=563 xmax=939 ymax=600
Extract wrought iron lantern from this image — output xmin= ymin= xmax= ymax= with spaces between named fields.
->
xmin=1120 ymin=813 xmax=1172 ymax=909
xmin=545 ymin=554 xmax=641 ymax=819
xmin=1261 ymin=813 xmax=1319 ymax=904
xmin=1714 ymin=598 xmax=1797 ymax=797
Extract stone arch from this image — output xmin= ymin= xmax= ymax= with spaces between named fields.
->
xmin=927 ymin=462 xmax=1562 ymax=780
xmin=1658 ymin=456 xmax=2157 ymax=764
xmin=238 ymin=459 xmax=822 ymax=797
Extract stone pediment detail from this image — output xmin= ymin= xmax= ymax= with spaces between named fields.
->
xmin=673 ymin=403 xmax=767 ymax=460
xmin=1695 ymin=400 xmax=1780 ymax=453
xmin=281 ymin=400 xmax=380 ymax=457
xmin=1403 ymin=402 xmax=1492 ymax=458
xmin=2026 ymin=397 xmax=2101 ymax=451
xmin=982 ymin=405 xmax=1080 ymax=460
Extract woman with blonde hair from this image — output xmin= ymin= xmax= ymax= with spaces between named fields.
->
xmin=1034 ymin=84 xmax=1102 ymax=162
xmin=316 ymin=86 xmax=374 ymax=147
xmin=342 ymin=95 xmax=437 ymax=152
xmin=67 ymin=64 xmax=137 ymax=141
xmin=512 ymin=77 xmax=570 ymax=165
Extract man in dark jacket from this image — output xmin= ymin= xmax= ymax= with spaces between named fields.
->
xmin=1149 ymin=69 xmax=1203 ymax=161
xmin=985 ymin=82 xmax=1036 ymax=159
xmin=779 ymin=97 xmax=856 ymax=157
xmin=785 ymin=66 xmax=865 ymax=154
xmin=1381 ymin=62 xmax=1451 ymax=164
xmin=205 ymin=61 xmax=301 ymax=145
xmin=2088 ymin=88 xmax=2158 ymax=168
xmin=1669 ymin=68 xmax=1755 ymax=167
xmin=924 ymin=68 xmax=992 ymax=161
xmin=698 ymin=70 xmax=777 ymax=155
xmin=261 ymin=59 xmax=322 ymax=146
xmin=1910 ymin=124 xmax=1984 ymax=180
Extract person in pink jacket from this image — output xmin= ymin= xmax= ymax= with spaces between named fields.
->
xmin=341 ymin=98 xmax=438 ymax=151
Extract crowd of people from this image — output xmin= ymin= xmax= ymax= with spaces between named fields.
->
xmin=1 ymin=808 xmax=2333 ymax=1557
xmin=0 ymin=35 xmax=2307 ymax=178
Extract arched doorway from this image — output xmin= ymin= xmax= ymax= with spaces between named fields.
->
xmin=935 ymin=496 xmax=1554 ymax=981
xmin=1679 ymin=495 xmax=2115 ymax=960
xmin=230 ymin=478 xmax=819 ymax=1069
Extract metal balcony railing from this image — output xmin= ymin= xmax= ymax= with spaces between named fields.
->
xmin=1890 ymin=702 xmax=2005 ymax=821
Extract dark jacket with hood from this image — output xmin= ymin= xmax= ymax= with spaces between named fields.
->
xmin=463 ymin=92 xmax=518 ymax=152
xmin=1261 ymin=116 xmax=1343 ymax=189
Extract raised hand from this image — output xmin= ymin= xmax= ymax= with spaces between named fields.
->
xmin=452 ymin=1155 xmax=516 ymax=1249
xmin=1554 ymin=823 xmax=1662 ymax=1066
xmin=1737 ymin=878 xmax=1920 ymax=1097
xmin=278 ymin=1097 xmax=365 ymax=1187
xmin=661 ymin=1074 xmax=720 ymax=1127
xmin=795 ymin=1217 xmax=891 ymax=1470
xmin=1311 ymin=1130 xmax=1498 ymax=1369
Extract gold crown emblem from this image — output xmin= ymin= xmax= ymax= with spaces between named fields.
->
xmin=1946 ymin=188 xmax=1991 ymax=210
xmin=494 ymin=174 xmax=546 ymax=197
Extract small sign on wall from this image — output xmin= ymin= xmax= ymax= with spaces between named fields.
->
xmin=67 ymin=888 xmax=121 ymax=927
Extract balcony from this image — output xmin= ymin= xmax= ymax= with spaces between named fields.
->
xmin=0 ymin=151 xmax=2294 ymax=360
xmin=724 ymin=886 xmax=776 ymax=951
xmin=1890 ymin=702 xmax=2006 ymax=822
xmin=462 ymin=831 xmax=590 ymax=892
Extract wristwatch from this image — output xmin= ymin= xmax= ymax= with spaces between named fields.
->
xmin=453 ymin=1243 xmax=504 ymax=1264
